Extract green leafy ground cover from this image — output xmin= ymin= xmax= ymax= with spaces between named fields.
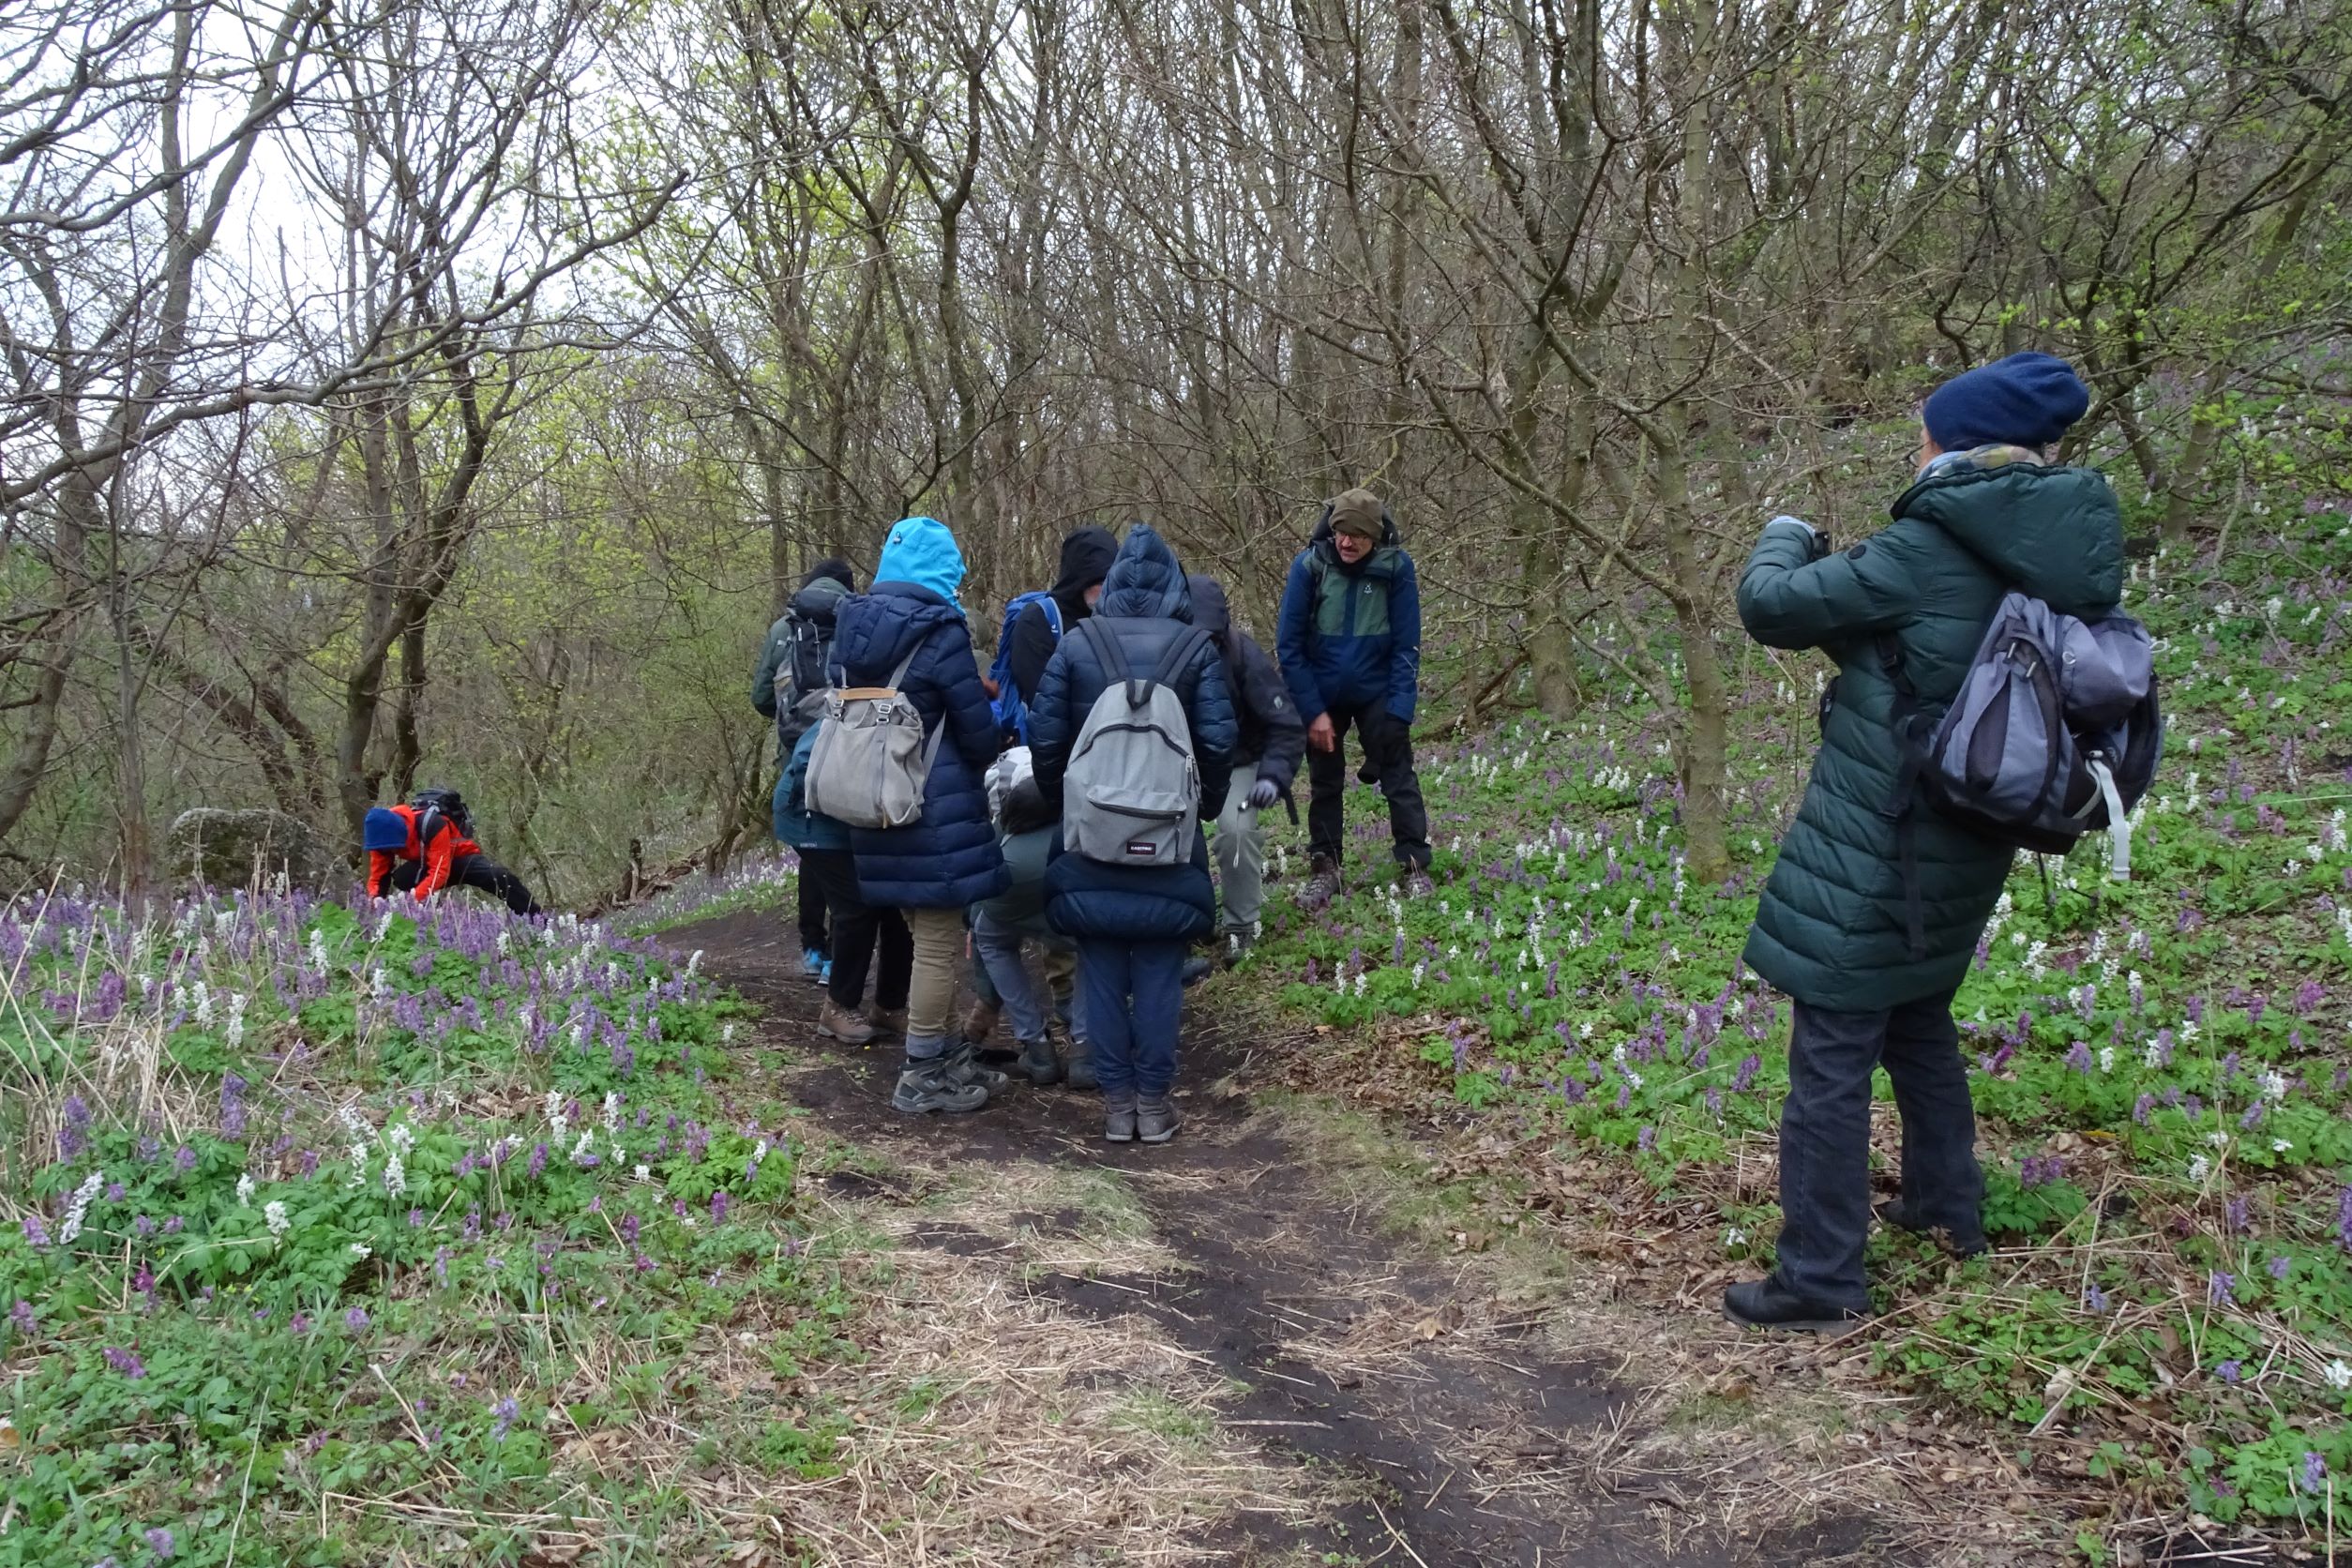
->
xmin=0 ymin=890 xmax=852 ymax=1565
xmin=1247 ymin=509 xmax=2352 ymax=1537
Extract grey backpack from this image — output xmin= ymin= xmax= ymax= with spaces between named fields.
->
xmin=1063 ymin=620 xmax=1210 ymax=866
xmin=1882 ymin=592 xmax=2163 ymax=947
xmin=803 ymin=649 xmax=943 ymax=831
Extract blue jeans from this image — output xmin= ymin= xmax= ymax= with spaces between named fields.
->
xmin=972 ymin=911 xmax=1050 ymax=1044
xmin=1773 ymin=988 xmax=1983 ymax=1311
xmin=1077 ymin=938 xmax=1186 ymax=1098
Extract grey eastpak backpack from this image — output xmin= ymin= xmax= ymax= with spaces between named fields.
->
xmin=1881 ymin=591 xmax=2163 ymax=950
xmin=803 ymin=649 xmax=943 ymax=830
xmin=1063 ymin=620 xmax=1210 ymax=866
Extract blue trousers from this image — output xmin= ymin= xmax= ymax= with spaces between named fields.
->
xmin=1076 ymin=938 xmax=1186 ymax=1098
xmin=1773 ymin=988 xmax=1983 ymax=1310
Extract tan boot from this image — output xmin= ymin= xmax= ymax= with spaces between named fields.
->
xmin=867 ymin=1005 xmax=907 ymax=1039
xmin=816 ymin=999 xmax=876 ymax=1046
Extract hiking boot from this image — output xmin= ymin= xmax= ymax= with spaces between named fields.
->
xmin=800 ymin=948 xmax=828 ymax=984
xmin=816 ymin=998 xmax=877 ymax=1047
xmin=1103 ymin=1091 xmax=1138 ymax=1143
xmin=867 ymin=1005 xmax=907 ymax=1039
xmin=1063 ymin=1037 xmax=1099 ymax=1092
xmin=1018 ymin=1034 xmax=1063 ymax=1087
xmin=891 ymin=1056 xmax=988 ymax=1114
xmin=1180 ymin=955 xmax=1215 ymax=988
xmin=941 ymin=1038 xmax=1009 ymax=1094
xmin=1722 ymin=1277 xmax=1865 ymax=1334
xmin=1136 ymin=1094 xmax=1180 ymax=1144
xmin=1222 ymin=927 xmax=1256 ymax=967
xmin=1401 ymin=865 xmax=1437 ymax=898
xmin=1874 ymin=1198 xmax=1988 ymax=1258
xmin=960 ymin=997 xmax=1001 ymax=1048
xmin=1302 ymin=854 xmax=1342 ymax=911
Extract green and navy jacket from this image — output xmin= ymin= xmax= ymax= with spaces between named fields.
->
xmin=1274 ymin=507 xmax=1422 ymax=724
xmin=1737 ymin=445 xmax=2123 ymax=1010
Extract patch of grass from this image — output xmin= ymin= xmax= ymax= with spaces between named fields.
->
xmin=1109 ymin=1386 xmax=1220 ymax=1451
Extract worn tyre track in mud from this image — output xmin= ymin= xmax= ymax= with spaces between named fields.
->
xmin=681 ymin=908 xmax=1884 ymax=1567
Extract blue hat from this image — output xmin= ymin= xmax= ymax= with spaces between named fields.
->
xmin=1922 ymin=352 xmax=2089 ymax=453
xmin=362 ymin=807 xmax=409 ymax=852
xmin=873 ymin=516 xmax=966 ymax=613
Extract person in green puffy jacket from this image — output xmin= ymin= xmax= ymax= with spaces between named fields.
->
xmin=1726 ymin=353 xmax=2124 ymax=1332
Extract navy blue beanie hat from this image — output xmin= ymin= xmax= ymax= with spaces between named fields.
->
xmin=1922 ymin=352 xmax=2089 ymax=453
xmin=362 ymin=807 xmax=409 ymax=852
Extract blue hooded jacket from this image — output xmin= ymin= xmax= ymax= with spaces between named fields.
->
xmin=1030 ymin=526 xmax=1237 ymax=942
xmin=829 ymin=519 xmax=1007 ymax=909
xmin=1274 ymin=505 xmax=1422 ymax=724
xmin=773 ymin=725 xmax=850 ymax=852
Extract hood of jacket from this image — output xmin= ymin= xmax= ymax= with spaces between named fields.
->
xmin=1049 ymin=526 xmax=1118 ymax=599
xmin=788 ymin=572 xmax=852 ymax=624
xmin=872 ymin=517 xmax=966 ymax=612
xmin=1306 ymin=502 xmax=1400 ymax=554
xmin=831 ymin=585 xmax=964 ymax=680
xmin=1893 ymin=448 xmax=2123 ymax=616
xmin=804 ymin=556 xmax=854 ymax=591
xmin=1098 ymin=525 xmax=1194 ymax=621
xmin=1186 ymin=573 xmax=1240 ymax=660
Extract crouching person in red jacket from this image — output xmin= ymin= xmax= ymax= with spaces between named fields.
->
xmin=362 ymin=792 xmax=541 ymax=914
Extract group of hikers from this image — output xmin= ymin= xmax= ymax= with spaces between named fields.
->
xmin=362 ymin=350 xmax=2154 ymax=1331
xmin=751 ymin=491 xmax=1429 ymax=1143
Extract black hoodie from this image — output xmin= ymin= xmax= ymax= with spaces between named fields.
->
xmin=1006 ymin=525 xmax=1117 ymax=706
xmin=1187 ymin=574 xmax=1304 ymax=793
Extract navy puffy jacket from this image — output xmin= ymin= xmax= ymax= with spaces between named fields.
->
xmin=1029 ymin=527 xmax=1238 ymax=942
xmin=829 ymin=583 xmax=1009 ymax=909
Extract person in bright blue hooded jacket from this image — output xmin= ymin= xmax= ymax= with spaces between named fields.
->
xmin=1028 ymin=525 xmax=1237 ymax=1145
xmin=828 ymin=517 xmax=1010 ymax=1116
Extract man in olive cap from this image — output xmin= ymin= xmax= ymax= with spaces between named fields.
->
xmin=1275 ymin=487 xmax=1429 ymax=907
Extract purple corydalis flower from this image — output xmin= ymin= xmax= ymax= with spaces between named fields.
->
xmin=2267 ymin=1255 xmax=2291 ymax=1280
xmin=2082 ymin=1283 xmax=2109 ymax=1314
xmin=219 ymin=1074 xmax=248 ymax=1138
xmin=2208 ymin=1270 xmax=2235 ymax=1306
xmin=2215 ymin=1360 xmax=2241 ymax=1384
xmin=711 ymin=1191 xmax=730 ymax=1224
xmin=8 ymin=1301 xmax=36 ymax=1337
xmin=173 ymin=1145 xmax=197 ymax=1173
xmin=491 ymin=1396 xmax=520 ymax=1440
xmin=57 ymin=1094 xmax=91 ymax=1159
xmin=104 ymin=1346 xmax=146 ymax=1379
xmin=344 ymin=1306 xmax=369 ymax=1333
xmin=144 ymin=1527 xmax=175 ymax=1559
xmin=21 ymin=1215 xmax=49 ymax=1249
xmin=2064 ymin=1042 xmax=2093 ymax=1074
xmin=2303 ymin=1452 xmax=2329 ymax=1494
xmin=2224 ymin=1195 xmax=2252 ymax=1233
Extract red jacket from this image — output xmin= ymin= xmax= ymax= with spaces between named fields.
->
xmin=366 ymin=804 xmax=481 ymax=899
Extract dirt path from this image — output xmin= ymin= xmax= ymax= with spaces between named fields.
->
xmin=682 ymin=908 xmax=1889 ymax=1566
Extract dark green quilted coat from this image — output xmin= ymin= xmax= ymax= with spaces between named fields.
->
xmin=1739 ymin=458 xmax=2124 ymax=1010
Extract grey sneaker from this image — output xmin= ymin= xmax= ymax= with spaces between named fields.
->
xmin=941 ymin=1038 xmax=1009 ymax=1093
xmin=1103 ymin=1092 xmax=1138 ymax=1142
xmin=1136 ymin=1094 xmax=1180 ymax=1144
xmin=891 ymin=1057 xmax=988 ymax=1114
xmin=1302 ymin=854 xmax=1342 ymax=911
xmin=816 ymin=998 xmax=877 ymax=1047
xmin=1018 ymin=1034 xmax=1062 ymax=1087
xmin=1401 ymin=865 xmax=1436 ymax=898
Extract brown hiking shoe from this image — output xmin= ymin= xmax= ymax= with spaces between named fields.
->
xmin=867 ymin=1005 xmax=907 ymax=1038
xmin=960 ymin=997 xmax=1000 ymax=1048
xmin=816 ymin=998 xmax=876 ymax=1046
xmin=1302 ymin=854 xmax=1342 ymax=911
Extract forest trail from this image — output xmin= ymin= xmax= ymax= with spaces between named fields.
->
xmin=679 ymin=907 xmax=1887 ymax=1567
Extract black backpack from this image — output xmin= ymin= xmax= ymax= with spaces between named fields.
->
xmin=408 ymin=788 xmax=472 ymax=837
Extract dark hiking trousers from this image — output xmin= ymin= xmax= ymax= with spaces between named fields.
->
xmin=1077 ymin=938 xmax=1186 ymax=1098
xmin=1772 ymin=988 xmax=1985 ymax=1311
xmin=1306 ymin=702 xmax=1429 ymax=868
xmin=797 ymin=872 xmax=830 ymax=958
xmin=391 ymin=853 xmax=540 ymax=915
xmin=800 ymin=849 xmax=910 ymax=1013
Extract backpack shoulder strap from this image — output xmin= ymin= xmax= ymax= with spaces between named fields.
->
xmin=885 ymin=645 xmax=920 ymax=690
xmin=1151 ymin=626 xmax=1212 ymax=692
xmin=1039 ymin=596 xmax=1063 ymax=639
xmin=1078 ymin=616 xmax=1130 ymax=686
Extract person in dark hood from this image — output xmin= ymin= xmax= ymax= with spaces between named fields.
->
xmin=757 ymin=556 xmax=858 ymax=979
xmin=828 ymin=519 xmax=1010 ymax=1116
xmin=1725 ymin=352 xmax=2116 ymax=1332
xmin=1274 ymin=487 xmax=1429 ymax=909
xmin=1185 ymin=574 xmax=1304 ymax=971
xmin=1029 ymin=526 xmax=1237 ymax=1145
xmin=1003 ymin=525 xmax=1117 ymax=711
